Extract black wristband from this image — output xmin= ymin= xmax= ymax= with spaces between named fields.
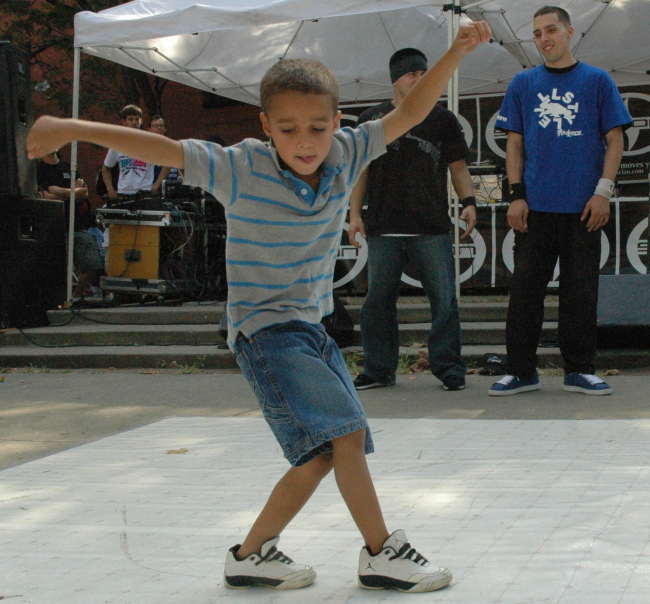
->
xmin=460 ymin=195 xmax=477 ymax=208
xmin=508 ymin=182 xmax=526 ymax=201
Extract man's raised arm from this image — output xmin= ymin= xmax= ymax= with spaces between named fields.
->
xmin=380 ymin=21 xmax=491 ymax=146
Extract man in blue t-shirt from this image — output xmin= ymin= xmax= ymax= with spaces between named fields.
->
xmin=489 ymin=5 xmax=632 ymax=397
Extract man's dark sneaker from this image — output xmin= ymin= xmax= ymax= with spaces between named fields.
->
xmin=442 ymin=375 xmax=466 ymax=391
xmin=353 ymin=374 xmax=393 ymax=391
xmin=358 ymin=530 xmax=452 ymax=593
xmin=224 ymin=536 xmax=316 ymax=589
xmin=563 ymin=372 xmax=613 ymax=395
xmin=488 ymin=372 xmax=540 ymax=396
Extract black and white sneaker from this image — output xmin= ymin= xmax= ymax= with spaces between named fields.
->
xmin=358 ymin=530 xmax=452 ymax=593
xmin=224 ymin=536 xmax=316 ymax=590
xmin=353 ymin=374 xmax=393 ymax=391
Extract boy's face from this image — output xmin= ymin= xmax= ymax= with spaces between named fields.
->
xmin=533 ymin=12 xmax=574 ymax=66
xmin=260 ymin=92 xmax=341 ymax=183
xmin=122 ymin=115 xmax=142 ymax=129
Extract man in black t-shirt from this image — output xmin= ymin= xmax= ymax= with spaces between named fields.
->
xmin=37 ymin=150 xmax=104 ymax=300
xmin=348 ymin=48 xmax=477 ymax=392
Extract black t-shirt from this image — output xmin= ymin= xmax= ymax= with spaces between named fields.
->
xmin=37 ymin=159 xmax=95 ymax=231
xmin=357 ymin=102 xmax=468 ymax=236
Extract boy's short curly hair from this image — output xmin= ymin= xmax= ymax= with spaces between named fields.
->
xmin=119 ymin=104 xmax=143 ymax=120
xmin=260 ymin=59 xmax=339 ymax=114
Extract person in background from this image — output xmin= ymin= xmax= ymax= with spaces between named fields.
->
xmin=102 ymin=105 xmax=163 ymax=201
xmin=148 ymin=115 xmax=180 ymax=187
xmin=37 ymin=149 xmax=104 ymax=301
xmin=489 ymin=5 xmax=631 ymax=396
xmin=348 ymin=47 xmax=476 ymax=393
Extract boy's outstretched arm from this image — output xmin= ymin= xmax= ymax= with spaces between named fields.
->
xmin=27 ymin=116 xmax=185 ymax=169
xmin=381 ymin=21 xmax=491 ymax=145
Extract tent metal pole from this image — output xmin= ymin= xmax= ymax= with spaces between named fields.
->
xmin=448 ymin=0 xmax=461 ymax=299
xmin=453 ymin=0 xmax=496 ymax=297
xmin=67 ymin=46 xmax=81 ymax=302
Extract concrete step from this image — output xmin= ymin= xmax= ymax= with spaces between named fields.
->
xmin=1 ymin=343 xmax=646 ymax=371
xmin=0 ymin=345 xmax=236 ymax=370
xmin=45 ymin=300 xmax=559 ymax=327
xmin=0 ymin=296 xmax=641 ymax=370
xmin=0 ymin=321 xmax=557 ymax=348
xmin=345 ymin=301 xmax=560 ymax=323
xmin=0 ymin=324 xmax=226 ymax=347
xmin=391 ymin=322 xmax=558 ymax=347
xmin=47 ymin=303 xmax=227 ymax=326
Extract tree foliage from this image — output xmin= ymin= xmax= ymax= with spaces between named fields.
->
xmin=0 ymin=0 xmax=169 ymax=118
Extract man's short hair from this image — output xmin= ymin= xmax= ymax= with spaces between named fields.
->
xmin=534 ymin=6 xmax=571 ymax=27
xmin=119 ymin=104 xmax=143 ymax=119
xmin=149 ymin=114 xmax=164 ymax=125
xmin=260 ymin=59 xmax=339 ymax=114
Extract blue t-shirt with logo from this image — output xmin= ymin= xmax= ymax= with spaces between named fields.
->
xmin=496 ymin=62 xmax=632 ymax=213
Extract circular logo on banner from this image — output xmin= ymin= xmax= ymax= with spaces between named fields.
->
xmin=620 ymin=92 xmax=650 ymax=157
xmin=486 ymin=110 xmax=507 ymax=159
xmin=502 ymin=229 xmax=610 ymax=285
xmin=334 ymin=223 xmax=368 ymax=289
xmin=401 ymin=221 xmax=487 ymax=287
xmin=626 ymin=218 xmax=649 ymax=274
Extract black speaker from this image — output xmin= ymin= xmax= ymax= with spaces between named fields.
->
xmin=0 ymin=41 xmax=36 ymax=198
xmin=0 ymin=197 xmax=66 ymax=328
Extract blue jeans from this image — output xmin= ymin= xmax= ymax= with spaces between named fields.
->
xmin=233 ymin=320 xmax=373 ymax=467
xmin=360 ymin=234 xmax=465 ymax=383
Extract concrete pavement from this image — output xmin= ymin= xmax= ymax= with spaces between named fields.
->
xmin=1 ymin=368 xmax=649 ymax=470
xmin=2 ymin=368 xmax=650 ymax=603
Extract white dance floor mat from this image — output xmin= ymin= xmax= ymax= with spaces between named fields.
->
xmin=2 ymin=417 xmax=649 ymax=603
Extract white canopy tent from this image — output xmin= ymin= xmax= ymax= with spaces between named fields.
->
xmin=73 ymin=0 xmax=650 ymax=103
xmin=65 ymin=0 xmax=650 ymax=299
xmin=73 ymin=1 xmax=520 ymax=105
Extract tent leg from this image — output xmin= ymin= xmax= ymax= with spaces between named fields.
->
xmin=447 ymin=1 xmax=461 ymax=299
xmin=67 ymin=46 xmax=81 ymax=302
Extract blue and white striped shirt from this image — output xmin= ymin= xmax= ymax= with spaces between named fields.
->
xmin=180 ymin=120 xmax=386 ymax=346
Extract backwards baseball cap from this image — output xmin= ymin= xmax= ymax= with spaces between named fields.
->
xmin=389 ymin=48 xmax=428 ymax=83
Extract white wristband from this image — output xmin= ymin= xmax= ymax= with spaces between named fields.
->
xmin=594 ymin=178 xmax=615 ymax=200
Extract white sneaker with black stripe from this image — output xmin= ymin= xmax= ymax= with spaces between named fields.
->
xmin=224 ymin=536 xmax=316 ymax=589
xmin=358 ymin=530 xmax=452 ymax=593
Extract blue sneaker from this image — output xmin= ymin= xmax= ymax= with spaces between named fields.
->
xmin=488 ymin=373 xmax=540 ymax=396
xmin=563 ymin=373 xmax=613 ymax=395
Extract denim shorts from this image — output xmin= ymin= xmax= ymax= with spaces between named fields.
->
xmin=233 ymin=320 xmax=374 ymax=467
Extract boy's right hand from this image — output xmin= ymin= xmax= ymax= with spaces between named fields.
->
xmin=452 ymin=21 xmax=492 ymax=56
xmin=27 ymin=116 xmax=72 ymax=160
xmin=348 ymin=216 xmax=366 ymax=249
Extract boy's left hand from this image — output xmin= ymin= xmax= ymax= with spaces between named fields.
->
xmin=27 ymin=116 xmax=71 ymax=160
xmin=453 ymin=21 xmax=492 ymax=55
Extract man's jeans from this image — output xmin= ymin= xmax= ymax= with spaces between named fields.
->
xmin=359 ymin=233 xmax=465 ymax=383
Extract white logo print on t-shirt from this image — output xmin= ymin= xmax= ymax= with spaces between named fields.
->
xmin=534 ymin=88 xmax=582 ymax=137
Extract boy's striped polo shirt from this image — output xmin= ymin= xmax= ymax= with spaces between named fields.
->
xmin=181 ymin=119 xmax=386 ymax=346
